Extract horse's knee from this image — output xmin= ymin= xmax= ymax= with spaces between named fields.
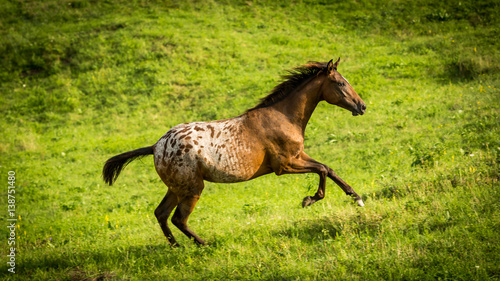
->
xmin=318 ymin=165 xmax=328 ymax=178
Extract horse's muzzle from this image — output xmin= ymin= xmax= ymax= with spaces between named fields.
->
xmin=352 ymin=102 xmax=366 ymax=116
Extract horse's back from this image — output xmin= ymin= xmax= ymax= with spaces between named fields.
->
xmin=153 ymin=115 xmax=267 ymax=186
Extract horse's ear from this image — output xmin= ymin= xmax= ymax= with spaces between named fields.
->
xmin=333 ymin=57 xmax=340 ymax=69
xmin=327 ymin=57 xmax=340 ymax=73
xmin=327 ymin=59 xmax=335 ymax=73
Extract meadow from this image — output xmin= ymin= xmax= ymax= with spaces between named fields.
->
xmin=1 ymin=0 xmax=499 ymax=280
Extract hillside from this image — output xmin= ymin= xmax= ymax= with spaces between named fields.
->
xmin=1 ymin=0 xmax=499 ymax=280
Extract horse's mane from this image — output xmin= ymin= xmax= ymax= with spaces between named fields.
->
xmin=246 ymin=61 xmax=328 ymax=112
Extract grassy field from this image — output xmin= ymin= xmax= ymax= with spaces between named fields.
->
xmin=1 ymin=0 xmax=499 ymax=280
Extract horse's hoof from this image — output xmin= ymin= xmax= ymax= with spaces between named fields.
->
xmin=302 ymin=196 xmax=313 ymax=208
xmin=200 ymin=241 xmax=211 ymax=247
xmin=356 ymin=199 xmax=365 ymax=207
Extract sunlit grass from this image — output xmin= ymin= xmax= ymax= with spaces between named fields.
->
xmin=1 ymin=0 xmax=499 ymax=280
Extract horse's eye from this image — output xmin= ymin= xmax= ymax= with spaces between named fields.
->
xmin=337 ymin=82 xmax=345 ymax=87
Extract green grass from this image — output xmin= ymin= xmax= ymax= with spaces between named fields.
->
xmin=1 ymin=0 xmax=499 ymax=280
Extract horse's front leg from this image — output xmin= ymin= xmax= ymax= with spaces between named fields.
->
xmin=276 ymin=152 xmax=327 ymax=207
xmin=326 ymin=167 xmax=364 ymax=207
xmin=280 ymin=152 xmax=364 ymax=207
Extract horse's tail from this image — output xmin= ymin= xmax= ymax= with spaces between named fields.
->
xmin=102 ymin=146 xmax=154 ymax=185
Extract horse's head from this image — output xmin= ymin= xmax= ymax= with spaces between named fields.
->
xmin=320 ymin=58 xmax=366 ymax=116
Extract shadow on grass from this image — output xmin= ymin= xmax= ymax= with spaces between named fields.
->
xmin=7 ymin=243 xmax=181 ymax=279
xmin=270 ymin=210 xmax=384 ymax=245
xmin=275 ymin=217 xmax=344 ymax=243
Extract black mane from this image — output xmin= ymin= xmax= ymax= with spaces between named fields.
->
xmin=246 ymin=61 xmax=328 ymax=112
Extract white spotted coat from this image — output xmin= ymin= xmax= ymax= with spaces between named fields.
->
xmin=153 ymin=116 xmax=265 ymax=187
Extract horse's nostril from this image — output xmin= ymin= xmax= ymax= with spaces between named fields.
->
xmin=360 ymin=103 xmax=366 ymax=112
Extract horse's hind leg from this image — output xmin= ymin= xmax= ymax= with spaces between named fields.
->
xmin=155 ymin=189 xmax=179 ymax=246
xmin=171 ymin=181 xmax=207 ymax=245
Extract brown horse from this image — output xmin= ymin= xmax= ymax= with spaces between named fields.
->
xmin=103 ymin=58 xmax=366 ymax=246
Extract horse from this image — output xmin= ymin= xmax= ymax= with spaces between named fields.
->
xmin=102 ymin=58 xmax=367 ymax=246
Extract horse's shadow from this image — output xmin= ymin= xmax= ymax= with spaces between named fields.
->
xmin=268 ymin=216 xmax=345 ymax=244
xmin=14 ymin=212 xmax=373 ymax=278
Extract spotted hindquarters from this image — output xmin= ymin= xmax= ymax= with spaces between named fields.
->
xmin=154 ymin=118 xmax=266 ymax=185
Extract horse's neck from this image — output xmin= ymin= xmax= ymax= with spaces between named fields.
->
xmin=273 ymin=76 xmax=324 ymax=134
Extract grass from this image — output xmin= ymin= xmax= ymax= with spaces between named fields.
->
xmin=1 ymin=0 xmax=499 ymax=280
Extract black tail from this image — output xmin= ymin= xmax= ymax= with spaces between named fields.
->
xmin=102 ymin=146 xmax=154 ymax=185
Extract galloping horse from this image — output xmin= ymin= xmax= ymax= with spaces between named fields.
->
xmin=103 ymin=58 xmax=366 ymax=246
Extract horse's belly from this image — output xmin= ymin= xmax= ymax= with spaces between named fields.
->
xmin=196 ymin=125 xmax=264 ymax=183
xmin=200 ymin=146 xmax=263 ymax=183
